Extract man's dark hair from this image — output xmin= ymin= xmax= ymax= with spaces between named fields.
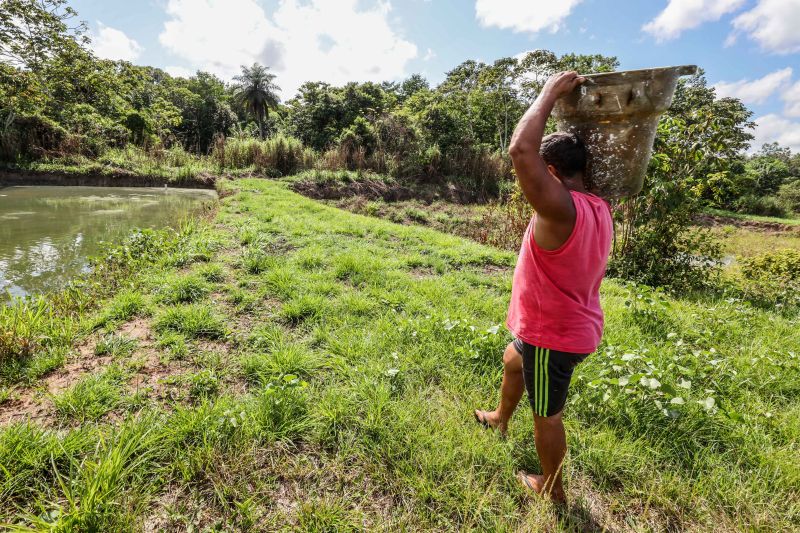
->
xmin=540 ymin=132 xmax=587 ymax=179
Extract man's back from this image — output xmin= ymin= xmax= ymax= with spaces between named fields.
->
xmin=506 ymin=191 xmax=613 ymax=354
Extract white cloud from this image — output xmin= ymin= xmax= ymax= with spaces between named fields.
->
xmin=782 ymin=81 xmax=800 ymax=117
xmin=164 ymin=66 xmax=194 ymax=78
xmin=159 ymin=0 xmax=272 ymax=78
xmin=475 ymin=0 xmax=583 ymax=34
xmin=159 ymin=0 xmax=417 ymax=98
xmin=714 ymin=68 xmax=793 ymax=105
xmin=752 ymin=113 xmax=800 ymax=152
xmin=90 ymin=22 xmax=143 ymax=61
xmin=642 ymin=0 xmax=745 ymax=41
xmin=731 ymin=0 xmax=800 ymax=54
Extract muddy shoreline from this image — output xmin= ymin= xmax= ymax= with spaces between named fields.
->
xmin=0 ymin=168 xmax=217 ymax=190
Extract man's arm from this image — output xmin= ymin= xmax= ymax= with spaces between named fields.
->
xmin=508 ymin=71 xmax=584 ymax=222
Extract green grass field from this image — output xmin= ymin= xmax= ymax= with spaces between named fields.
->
xmin=1 ymin=178 xmax=798 ymax=531
xmin=704 ymin=208 xmax=800 ymax=227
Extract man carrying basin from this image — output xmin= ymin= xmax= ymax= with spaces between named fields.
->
xmin=474 ymin=71 xmax=613 ymax=503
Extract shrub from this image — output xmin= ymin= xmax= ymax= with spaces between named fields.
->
xmin=470 ymin=183 xmax=532 ymax=250
xmin=610 ymin=114 xmax=730 ymax=290
xmin=740 ymin=249 xmax=800 ymax=280
xmin=777 ymin=181 xmax=800 ymax=214
xmin=733 ymin=194 xmax=788 ymax=218
xmin=0 ymin=113 xmax=69 ymax=161
xmin=738 ymin=249 xmax=800 ymax=309
xmin=213 ymin=134 xmax=315 ymax=176
xmin=439 ymin=144 xmax=511 ymax=200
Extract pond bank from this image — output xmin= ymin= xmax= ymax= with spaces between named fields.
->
xmin=0 ymin=167 xmax=217 ymax=190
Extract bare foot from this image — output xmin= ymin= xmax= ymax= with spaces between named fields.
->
xmin=517 ymin=471 xmax=566 ymax=504
xmin=473 ymin=409 xmax=508 ymax=436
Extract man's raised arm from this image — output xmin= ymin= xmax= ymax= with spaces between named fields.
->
xmin=508 ymin=71 xmax=585 ymax=221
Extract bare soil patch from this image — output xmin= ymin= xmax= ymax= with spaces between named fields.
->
xmin=0 ymin=333 xmax=111 ymax=426
xmin=0 ymin=167 xmax=217 ymax=189
xmin=0 ymin=318 xmax=237 ymax=426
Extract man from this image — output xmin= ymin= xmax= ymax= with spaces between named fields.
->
xmin=474 ymin=71 xmax=613 ymax=503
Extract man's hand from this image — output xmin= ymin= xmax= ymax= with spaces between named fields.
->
xmin=507 ymin=71 xmax=586 ymax=230
xmin=538 ymin=71 xmax=586 ymax=104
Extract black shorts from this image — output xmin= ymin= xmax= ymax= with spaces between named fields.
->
xmin=513 ymin=339 xmax=588 ymax=417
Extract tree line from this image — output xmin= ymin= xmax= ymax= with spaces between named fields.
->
xmin=1 ymin=0 xmax=798 ymax=218
xmin=0 ymin=0 xmax=800 ymax=208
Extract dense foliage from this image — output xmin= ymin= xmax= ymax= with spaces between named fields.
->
xmin=609 ymin=72 xmax=750 ymax=289
xmin=2 ymin=0 xmax=798 ymax=292
xmin=0 ymin=1 xmax=617 ymax=197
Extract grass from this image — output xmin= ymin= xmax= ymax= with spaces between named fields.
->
xmin=157 ymin=274 xmax=210 ymax=304
xmin=154 ymin=304 xmax=227 ymax=339
xmin=709 ymin=224 xmax=800 ymax=259
xmin=52 ymin=365 xmax=128 ymax=423
xmin=0 ymin=178 xmax=798 ymax=531
xmin=94 ymin=333 xmax=138 ymax=358
xmin=705 ymin=207 xmax=800 ymax=226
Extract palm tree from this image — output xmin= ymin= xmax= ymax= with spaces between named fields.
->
xmin=232 ymin=63 xmax=280 ymax=139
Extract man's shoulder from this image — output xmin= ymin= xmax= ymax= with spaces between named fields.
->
xmin=570 ymin=191 xmax=613 ymax=226
xmin=570 ymin=190 xmax=610 ymax=210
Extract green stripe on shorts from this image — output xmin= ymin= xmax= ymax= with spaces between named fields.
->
xmin=543 ymin=348 xmax=550 ymax=416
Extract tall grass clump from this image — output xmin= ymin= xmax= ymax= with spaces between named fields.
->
xmin=0 ymin=298 xmax=78 ymax=366
xmin=154 ymin=304 xmax=227 ymax=339
xmin=213 ymin=134 xmax=315 ymax=176
xmin=94 ymin=290 xmax=147 ymax=328
xmin=157 ymin=274 xmax=210 ymax=304
xmin=53 ymin=366 xmax=127 ymax=422
xmin=13 ymin=419 xmax=162 ymax=531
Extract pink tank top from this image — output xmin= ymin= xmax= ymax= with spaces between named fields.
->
xmin=506 ymin=191 xmax=613 ymax=354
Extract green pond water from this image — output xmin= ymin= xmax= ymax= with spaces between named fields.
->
xmin=0 ymin=185 xmax=217 ymax=301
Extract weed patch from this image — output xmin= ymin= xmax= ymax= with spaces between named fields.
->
xmin=154 ymin=305 xmax=227 ymax=339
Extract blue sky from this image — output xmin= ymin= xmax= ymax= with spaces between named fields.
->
xmin=74 ymin=0 xmax=800 ymax=151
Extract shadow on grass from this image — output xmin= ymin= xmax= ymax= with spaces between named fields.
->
xmin=556 ymin=500 xmax=605 ymax=533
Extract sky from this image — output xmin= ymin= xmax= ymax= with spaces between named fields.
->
xmin=73 ymin=0 xmax=800 ymax=152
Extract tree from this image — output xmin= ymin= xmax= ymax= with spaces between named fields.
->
xmin=479 ymin=57 xmax=523 ymax=151
xmin=0 ymin=0 xmax=88 ymax=75
xmin=398 ymin=74 xmax=429 ymax=102
xmin=745 ymin=156 xmax=790 ymax=195
xmin=516 ymin=50 xmax=618 ymax=101
xmin=232 ymin=63 xmax=280 ymax=139
xmin=172 ymin=72 xmax=236 ymax=152
xmin=610 ymin=73 xmax=754 ymax=289
xmin=666 ymin=71 xmax=755 ymax=208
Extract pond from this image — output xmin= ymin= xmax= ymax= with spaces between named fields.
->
xmin=0 ymin=186 xmax=217 ymax=301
